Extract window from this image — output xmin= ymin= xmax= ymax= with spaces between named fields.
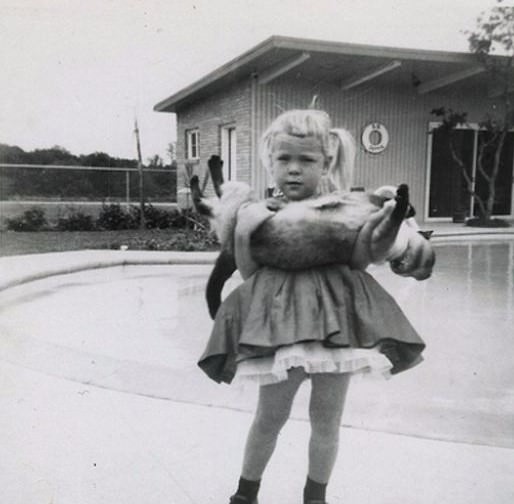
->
xmin=186 ymin=129 xmax=199 ymax=160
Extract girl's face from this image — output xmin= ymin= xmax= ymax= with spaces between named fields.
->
xmin=270 ymin=134 xmax=329 ymax=201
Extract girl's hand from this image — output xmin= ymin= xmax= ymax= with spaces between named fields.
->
xmin=351 ymin=185 xmax=409 ymax=269
xmin=390 ymin=231 xmax=435 ymax=280
xmin=234 ymin=201 xmax=276 ymax=278
xmin=265 ymin=197 xmax=287 ymax=212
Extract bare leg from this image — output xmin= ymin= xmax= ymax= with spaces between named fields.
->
xmin=241 ymin=367 xmax=306 ymax=480
xmin=308 ymin=372 xmax=351 ymax=483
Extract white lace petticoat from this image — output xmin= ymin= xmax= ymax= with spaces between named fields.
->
xmin=234 ymin=342 xmax=393 ymax=385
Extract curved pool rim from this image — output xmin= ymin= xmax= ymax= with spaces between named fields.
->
xmin=1 ymin=229 xmax=512 ymax=292
xmin=0 ymin=249 xmax=219 ymax=293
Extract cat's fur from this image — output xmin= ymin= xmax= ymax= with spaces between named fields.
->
xmin=191 ymin=159 xmax=434 ymax=318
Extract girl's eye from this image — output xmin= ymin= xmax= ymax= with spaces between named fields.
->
xmin=276 ymin=155 xmax=290 ymax=162
xmin=300 ymin=156 xmax=315 ymax=163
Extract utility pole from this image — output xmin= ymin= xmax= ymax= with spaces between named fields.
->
xmin=134 ymin=119 xmax=145 ymax=230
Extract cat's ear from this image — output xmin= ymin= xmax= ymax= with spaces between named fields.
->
xmin=207 ymin=155 xmax=224 ymax=197
xmin=190 ymin=175 xmax=216 ymax=218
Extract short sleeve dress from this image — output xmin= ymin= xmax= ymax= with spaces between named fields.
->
xmin=198 ymin=192 xmax=426 ymax=385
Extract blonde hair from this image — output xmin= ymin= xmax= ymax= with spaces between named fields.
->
xmin=260 ymin=109 xmax=355 ymax=193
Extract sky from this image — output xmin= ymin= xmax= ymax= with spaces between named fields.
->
xmin=0 ymin=0 xmax=501 ymax=162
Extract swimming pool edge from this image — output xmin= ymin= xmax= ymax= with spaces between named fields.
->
xmin=0 ymin=249 xmax=219 ymax=293
xmin=1 ymin=231 xmax=513 ymax=292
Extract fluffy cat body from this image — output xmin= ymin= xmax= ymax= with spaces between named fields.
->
xmin=190 ymin=174 xmax=433 ymax=318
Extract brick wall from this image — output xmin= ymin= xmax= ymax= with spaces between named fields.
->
xmin=176 ymin=78 xmax=252 ymax=197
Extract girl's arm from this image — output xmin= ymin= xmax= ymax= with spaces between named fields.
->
xmin=234 ymin=200 xmax=276 ymax=278
xmin=235 ymin=190 xmax=407 ymax=273
xmin=350 ymin=204 xmax=435 ymax=280
xmin=248 ymin=194 xmax=366 ymax=270
xmin=236 ymin=188 xmax=434 ymax=280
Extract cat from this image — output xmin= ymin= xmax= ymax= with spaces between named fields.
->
xmin=191 ymin=157 xmax=434 ymax=318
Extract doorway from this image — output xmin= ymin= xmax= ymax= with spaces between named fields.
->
xmin=427 ymin=123 xmax=514 ymax=219
xmin=221 ymin=125 xmax=237 ymax=181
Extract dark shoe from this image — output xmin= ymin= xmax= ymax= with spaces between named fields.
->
xmin=229 ymin=495 xmax=258 ymax=504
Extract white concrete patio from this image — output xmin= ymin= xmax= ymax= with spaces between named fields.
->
xmin=1 ymin=229 xmax=513 ymax=503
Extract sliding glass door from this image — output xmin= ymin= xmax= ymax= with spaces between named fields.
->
xmin=428 ymin=124 xmax=513 ymax=219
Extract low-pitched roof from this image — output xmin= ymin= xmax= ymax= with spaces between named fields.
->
xmin=154 ymin=35 xmax=494 ymax=113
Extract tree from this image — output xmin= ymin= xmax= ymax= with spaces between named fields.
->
xmin=432 ymin=0 xmax=514 ymax=226
xmin=147 ymin=154 xmax=164 ymax=168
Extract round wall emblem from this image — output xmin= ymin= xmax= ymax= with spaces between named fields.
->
xmin=361 ymin=123 xmax=389 ymax=154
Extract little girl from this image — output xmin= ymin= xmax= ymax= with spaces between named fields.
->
xmin=198 ymin=109 xmax=433 ymax=504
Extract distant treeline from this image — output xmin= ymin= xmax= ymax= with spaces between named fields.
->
xmin=0 ymin=144 xmax=177 ymax=201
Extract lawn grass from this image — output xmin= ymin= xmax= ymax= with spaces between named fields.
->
xmin=0 ymin=229 xmax=220 ymax=257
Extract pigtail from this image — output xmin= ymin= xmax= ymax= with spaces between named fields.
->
xmin=327 ymin=128 xmax=355 ymax=192
xmin=259 ymin=133 xmax=276 ymax=194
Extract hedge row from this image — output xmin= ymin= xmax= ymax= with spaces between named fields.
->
xmin=5 ymin=203 xmax=209 ymax=232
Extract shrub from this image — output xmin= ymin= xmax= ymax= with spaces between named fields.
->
xmin=140 ymin=204 xmax=180 ymax=229
xmin=163 ymin=229 xmax=218 ymax=251
xmin=170 ymin=208 xmax=210 ymax=230
xmin=106 ymin=203 xmax=206 ymax=230
xmin=132 ymin=229 xmax=219 ymax=251
xmin=57 ymin=210 xmax=96 ymax=231
xmin=97 ymin=203 xmax=185 ymax=230
xmin=6 ymin=207 xmax=47 ymax=231
xmin=96 ymin=203 xmax=138 ymax=230
xmin=99 ymin=228 xmax=219 ymax=252
xmin=168 ymin=209 xmax=188 ymax=228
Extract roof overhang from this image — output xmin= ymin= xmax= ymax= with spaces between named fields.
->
xmin=154 ymin=35 xmax=508 ymax=113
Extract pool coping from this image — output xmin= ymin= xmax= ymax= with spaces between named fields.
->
xmin=0 ymin=249 xmax=219 ymax=293
xmin=1 ymin=230 xmax=513 ymax=293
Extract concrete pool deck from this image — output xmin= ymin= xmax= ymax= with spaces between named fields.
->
xmin=1 ymin=224 xmax=514 ymax=503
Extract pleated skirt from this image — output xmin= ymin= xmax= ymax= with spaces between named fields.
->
xmin=198 ymin=265 xmax=425 ymax=384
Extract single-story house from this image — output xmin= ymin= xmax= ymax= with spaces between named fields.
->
xmin=154 ymin=36 xmax=514 ymax=222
